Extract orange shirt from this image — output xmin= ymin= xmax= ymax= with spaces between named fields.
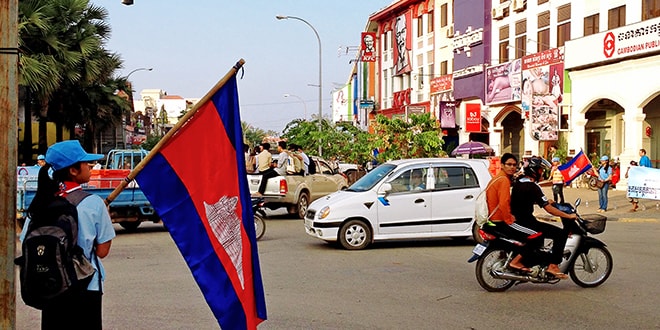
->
xmin=485 ymin=170 xmax=515 ymax=225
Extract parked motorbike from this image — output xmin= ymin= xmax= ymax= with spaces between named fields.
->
xmin=469 ymin=198 xmax=612 ymax=292
xmin=585 ymin=170 xmax=600 ymax=191
xmin=252 ymin=197 xmax=267 ymax=240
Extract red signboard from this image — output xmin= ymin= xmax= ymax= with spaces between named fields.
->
xmin=465 ymin=103 xmax=481 ymax=132
xmin=361 ymin=32 xmax=377 ymax=62
xmin=430 ymin=74 xmax=453 ymax=94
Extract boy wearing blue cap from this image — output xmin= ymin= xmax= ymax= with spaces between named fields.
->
xmin=36 ymin=154 xmax=46 ymax=167
xmin=20 ymin=140 xmax=115 ymax=329
xmin=549 ymin=157 xmax=565 ymax=203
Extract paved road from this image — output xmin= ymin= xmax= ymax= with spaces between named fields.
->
xmin=14 ymin=208 xmax=660 ymax=329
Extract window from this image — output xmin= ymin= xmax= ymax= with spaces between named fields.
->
xmin=441 ymin=3 xmax=448 ymax=27
xmin=515 ymin=36 xmax=526 ymax=58
xmin=499 ymin=25 xmax=509 ymax=63
xmin=428 ymin=10 xmax=434 ymax=32
xmin=537 ymin=29 xmax=550 ymax=52
xmin=643 ymin=0 xmax=660 ymax=20
xmin=608 ymin=5 xmax=626 ymax=29
xmin=417 ymin=15 xmax=424 ymax=37
xmin=538 ymin=0 xmax=549 ymax=4
xmin=555 ymin=4 xmax=571 ymax=47
xmin=584 ymin=14 xmax=599 ymax=36
xmin=557 ymin=22 xmax=570 ymax=47
xmin=389 ymin=168 xmax=428 ymax=192
xmin=499 ymin=42 xmax=510 ymax=63
xmin=440 ymin=60 xmax=448 ymax=75
xmin=434 ymin=167 xmax=479 ymax=189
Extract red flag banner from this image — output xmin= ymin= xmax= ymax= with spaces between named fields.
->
xmin=558 ymin=149 xmax=593 ymax=184
xmin=135 ymin=73 xmax=266 ymax=329
xmin=465 ymin=103 xmax=481 ymax=132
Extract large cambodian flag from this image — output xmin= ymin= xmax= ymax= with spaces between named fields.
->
xmin=135 ymin=72 xmax=266 ymax=329
xmin=558 ymin=149 xmax=592 ymax=185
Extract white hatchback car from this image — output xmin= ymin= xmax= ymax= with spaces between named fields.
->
xmin=304 ymin=158 xmax=493 ymax=250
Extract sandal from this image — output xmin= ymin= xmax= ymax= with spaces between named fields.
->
xmin=509 ymin=263 xmax=531 ymax=273
xmin=546 ymin=269 xmax=568 ymax=279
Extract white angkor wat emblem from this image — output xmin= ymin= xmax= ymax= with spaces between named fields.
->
xmin=204 ymin=196 xmax=244 ymax=289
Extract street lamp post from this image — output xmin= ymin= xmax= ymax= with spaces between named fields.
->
xmin=276 ymin=15 xmax=323 ymax=156
xmin=124 ymin=67 xmax=152 ymax=148
xmin=283 ymin=93 xmax=307 ymax=119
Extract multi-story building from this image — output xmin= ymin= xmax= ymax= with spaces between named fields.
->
xmin=344 ymin=0 xmax=659 ymax=177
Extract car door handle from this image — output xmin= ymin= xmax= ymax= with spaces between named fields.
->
xmin=414 ymin=198 xmax=425 ymax=203
xmin=465 ymin=195 xmax=474 ymax=200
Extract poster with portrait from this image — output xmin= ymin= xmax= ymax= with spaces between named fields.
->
xmin=440 ymin=101 xmax=456 ymax=128
xmin=332 ymin=84 xmax=352 ymax=122
xmin=393 ymin=11 xmax=412 ymax=75
xmin=361 ymin=32 xmax=376 ymax=62
xmin=484 ymin=59 xmax=522 ymax=105
xmin=521 ymin=47 xmax=564 ymax=140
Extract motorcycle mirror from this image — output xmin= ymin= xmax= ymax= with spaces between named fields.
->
xmin=575 ymin=198 xmax=581 ymax=207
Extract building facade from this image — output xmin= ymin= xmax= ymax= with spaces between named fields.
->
xmin=343 ymin=0 xmax=659 ymax=180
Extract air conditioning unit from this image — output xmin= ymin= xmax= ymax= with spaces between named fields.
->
xmin=512 ymin=0 xmax=526 ymax=12
xmin=446 ymin=25 xmax=455 ymax=38
xmin=492 ymin=7 xmax=504 ymax=20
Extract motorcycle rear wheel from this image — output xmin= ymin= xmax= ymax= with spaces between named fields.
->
xmin=588 ymin=176 xmax=599 ymax=191
xmin=475 ymin=248 xmax=515 ymax=292
xmin=254 ymin=214 xmax=266 ymax=240
xmin=569 ymin=246 xmax=613 ymax=287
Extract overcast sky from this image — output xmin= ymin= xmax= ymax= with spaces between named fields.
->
xmin=99 ymin=0 xmax=393 ymax=133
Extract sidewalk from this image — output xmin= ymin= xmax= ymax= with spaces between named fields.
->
xmin=536 ymin=185 xmax=659 ymax=222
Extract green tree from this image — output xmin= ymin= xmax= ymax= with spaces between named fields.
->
xmin=371 ymin=113 xmax=445 ymax=162
xmin=242 ymin=121 xmax=266 ymax=148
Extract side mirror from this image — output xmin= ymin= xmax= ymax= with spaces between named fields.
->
xmin=378 ymin=183 xmax=392 ymax=197
xmin=575 ymin=198 xmax=581 ymax=207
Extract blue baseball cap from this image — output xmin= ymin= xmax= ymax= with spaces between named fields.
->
xmin=46 ymin=140 xmax=104 ymax=171
xmin=552 ymin=157 xmax=560 ymax=162
xmin=600 ymin=155 xmax=609 ymax=162
xmin=37 ymin=154 xmax=45 ymax=160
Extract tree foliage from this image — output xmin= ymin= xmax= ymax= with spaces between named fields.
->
xmin=370 ymin=113 xmax=446 ymax=162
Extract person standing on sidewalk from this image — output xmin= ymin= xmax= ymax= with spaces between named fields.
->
xmin=639 ymin=149 xmax=652 ymax=168
xmin=596 ymin=155 xmax=613 ymax=213
xmin=625 ymin=160 xmax=640 ymax=212
xmin=549 ymin=157 xmax=565 ymax=203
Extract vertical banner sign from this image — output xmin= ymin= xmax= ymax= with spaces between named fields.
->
xmin=440 ymin=101 xmax=456 ymax=128
xmin=361 ymin=32 xmax=377 ymax=62
xmin=332 ymin=84 xmax=352 ymax=122
xmin=393 ymin=10 xmax=412 ymax=75
xmin=465 ymin=103 xmax=481 ymax=132
xmin=521 ymin=47 xmax=564 ymax=141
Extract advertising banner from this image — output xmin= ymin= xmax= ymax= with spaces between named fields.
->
xmin=627 ymin=166 xmax=660 ymax=200
xmin=465 ymin=103 xmax=481 ymax=132
xmin=485 ymin=59 xmax=522 ymax=105
xmin=361 ymin=32 xmax=377 ymax=62
xmin=522 ymin=47 xmax=564 ymax=141
xmin=440 ymin=101 xmax=456 ymax=128
xmin=393 ymin=10 xmax=412 ymax=75
xmin=332 ymin=84 xmax=352 ymax=122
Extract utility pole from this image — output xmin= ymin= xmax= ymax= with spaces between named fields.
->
xmin=0 ymin=1 xmax=19 ymax=328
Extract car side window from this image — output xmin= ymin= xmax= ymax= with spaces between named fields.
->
xmin=318 ymin=160 xmax=332 ymax=175
xmin=389 ymin=168 xmax=427 ymax=192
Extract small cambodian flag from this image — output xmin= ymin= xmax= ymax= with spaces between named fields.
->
xmin=135 ymin=74 xmax=266 ymax=329
xmin=558 ymin=149 xmax=592 ymax=185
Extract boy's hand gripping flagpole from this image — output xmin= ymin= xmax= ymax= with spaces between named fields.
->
xmin=105 ymin=59 xmax=245 ymax=205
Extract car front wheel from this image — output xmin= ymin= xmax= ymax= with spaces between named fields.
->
xmin=338 ymin=220 xmax=372 ymax=250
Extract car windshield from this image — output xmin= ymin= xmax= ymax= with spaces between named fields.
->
xmin=346 ymin=164 xmax=396 ymax=192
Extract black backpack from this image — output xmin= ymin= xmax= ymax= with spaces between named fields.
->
xmin=15 ymin=189 xmax=94 ymax=310
xmin=308 ymin=158 xmax=317 ymax=174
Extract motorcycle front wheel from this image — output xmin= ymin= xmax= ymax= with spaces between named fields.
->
xmin=588 ymin=176 xmax=599 ymax=191
xmin=475 ymin=248 xmax=515 ymax=292
xmin=569 ymin=246 xmax=613 ymax=288
xmin=254 ymin=214 xmax=266 ymax=240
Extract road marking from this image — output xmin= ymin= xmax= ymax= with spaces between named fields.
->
xmin=617 ymin=218 xmax=659 ymax=223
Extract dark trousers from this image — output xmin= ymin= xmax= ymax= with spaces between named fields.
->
xmin=520 ymin=220 xmax=568 ymax=265
xmin=42 ymin=289 xmax=103 ymax=330
xmin=552 ymin=183 xmax=565 ymax=204
xmin=257 ymin=168 xmax=278 ymax=194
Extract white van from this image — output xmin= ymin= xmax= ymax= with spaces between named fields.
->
xmin=304 ymin=158 xmax=493 ymax=250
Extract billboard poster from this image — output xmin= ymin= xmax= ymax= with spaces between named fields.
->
xmin=393 ymin=11 xmax=412 ymax=75
xmin=332 ymin=84 xmax=352 ymax=122
xmin=522 ymin=47 xmax=564 ymax=140
xmin=465 ymin=103 xmax=481 ymax=132
xmin=361 ymin=32 xmax=377 ymax=62
xmin=485 ymin=59 xmax=522 ymax=105
xmin=440 ymin=101 xmax=456 ymax=128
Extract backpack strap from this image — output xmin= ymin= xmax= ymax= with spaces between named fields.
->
xmin=65 ymin=189 xmax=92 ymax=206
xmin=485 ymin=176 xmax=506 ymax=220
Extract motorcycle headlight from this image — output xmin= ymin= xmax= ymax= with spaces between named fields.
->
xmin=318 ymin=206 xmax=330 ymax=219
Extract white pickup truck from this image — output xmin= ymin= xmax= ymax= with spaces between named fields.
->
xmin=247 ymin=157 xmax=349 ymax=218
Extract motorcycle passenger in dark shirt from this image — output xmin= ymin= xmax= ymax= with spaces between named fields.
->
xmin=510 ymin=156 xmax=577 ymax=279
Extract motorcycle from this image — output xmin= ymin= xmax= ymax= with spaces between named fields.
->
xmin=469 ymin=198 xmax=612 ymax=292
xmin=252 ymin=197 xmax=267 ymax=240
xmin=584 ymin=170 xmax=600 ymax=191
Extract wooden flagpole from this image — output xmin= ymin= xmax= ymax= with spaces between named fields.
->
xmin=105 ymin=59 xmax=245 ymax=204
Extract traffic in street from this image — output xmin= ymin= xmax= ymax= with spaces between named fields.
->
xmin=15 ymin=208 xmax=660 ymax=329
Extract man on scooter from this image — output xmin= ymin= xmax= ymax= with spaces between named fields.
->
xmin=511 ymin=156 xmax=577 ymax=279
